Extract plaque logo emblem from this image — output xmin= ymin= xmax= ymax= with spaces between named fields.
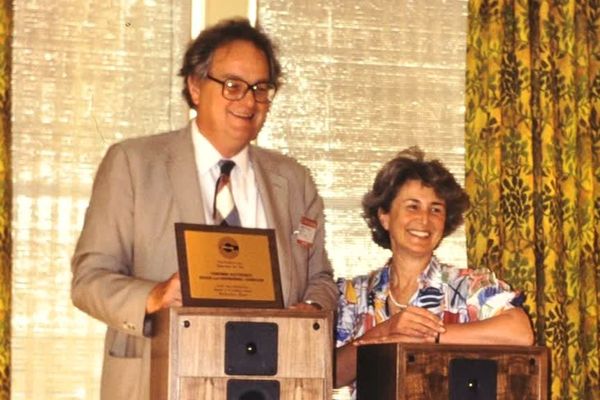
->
xmin=218 ymin=236 xmax=239 ymax=259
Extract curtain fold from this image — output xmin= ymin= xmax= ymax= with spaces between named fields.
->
xmin=466 ymin=0 xmax=599 ymax=398
xmin=0 ymin=1 xmax=10 ymax=398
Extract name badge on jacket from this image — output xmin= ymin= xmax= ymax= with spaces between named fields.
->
xmin=296 ymin=216 xmax=317 ymax=248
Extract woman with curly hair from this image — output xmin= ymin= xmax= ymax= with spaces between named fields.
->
xmin=335 ymin=147 xmax=534 ymax=391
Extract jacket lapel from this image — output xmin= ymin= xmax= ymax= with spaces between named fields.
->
xmin=165 ymin=125 xmax=206 ymax=224
xmin=251 ymin=147 xmax=293 ymax=305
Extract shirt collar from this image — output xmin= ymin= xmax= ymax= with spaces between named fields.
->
xmin=421 ymin=255 xmax=444 ymax=289
xmin=191 ymin=121 xmax=250 ymax=175
xmin=374 ymin=255 xmax=444 ymax=301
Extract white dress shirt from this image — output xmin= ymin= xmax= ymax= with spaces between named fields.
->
xmin=191 ymin=122 xmax=267 ymax=228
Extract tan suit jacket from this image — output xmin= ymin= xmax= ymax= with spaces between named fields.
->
xmin=71 ymin=124 xmax=338 ymax=400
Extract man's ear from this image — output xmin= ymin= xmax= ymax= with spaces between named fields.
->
xmin=378 ymin=208 xmax=389 ymax=231
xmin=187 ymin=75 xmax=201 ymax=106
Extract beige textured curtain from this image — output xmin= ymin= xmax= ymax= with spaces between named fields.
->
xmin=10 ymin=2 xmax=190 ymax=398
xmin=258 ymin=0 xmax=469 ymax=281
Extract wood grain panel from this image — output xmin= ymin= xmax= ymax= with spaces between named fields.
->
xmin=151 ymin=307 xmax=333 ymax=400
xmin=357 ymin=343 xmax=549 ymax=400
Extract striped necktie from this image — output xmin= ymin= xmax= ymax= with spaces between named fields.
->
xmin=213 ymin=160 xmax=241 ymax=226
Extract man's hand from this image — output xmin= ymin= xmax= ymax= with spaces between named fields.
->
xmin=145 ymin=272 xmax=182 ymax=314
xmin=288 ymin=301 xmax=322 ymax=311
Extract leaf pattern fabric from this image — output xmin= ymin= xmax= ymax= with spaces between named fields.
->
xmin=0 ymin=3 xmax=10 ymax=398
xmin=466 ymin=0 xmax=600 ymax=398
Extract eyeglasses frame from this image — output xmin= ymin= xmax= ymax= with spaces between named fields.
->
xmin=205 ymin=74 xmax=277 ymax=104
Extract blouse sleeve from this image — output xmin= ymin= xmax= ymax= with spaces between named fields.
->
xmin=335 ymin=277 xmax=359 ymax=347
xmin=459 ymin=268 xmax=522 ymax=321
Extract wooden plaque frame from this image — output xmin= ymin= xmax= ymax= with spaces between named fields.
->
xmin=175 ymin=223 xmax=283 ymax=308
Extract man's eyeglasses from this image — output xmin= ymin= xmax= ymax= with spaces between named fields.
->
xmin=206 ymin=74 xmax=277 ymax=104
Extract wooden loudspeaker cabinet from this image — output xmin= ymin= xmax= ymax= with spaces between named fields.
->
xmin=357 ymin=343 xmax=548 ymax=400
xmin=151 ymin=307 xmax=333 ymax=400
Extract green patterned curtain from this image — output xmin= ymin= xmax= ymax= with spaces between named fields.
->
xmin=465 ymin=0 xmax=599 ymax=398
xmin=0 ymin=1 xmax=9 ymax=398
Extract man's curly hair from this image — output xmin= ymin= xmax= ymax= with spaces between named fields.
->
xmin=179 ymin=18 xmax=282 ymax=109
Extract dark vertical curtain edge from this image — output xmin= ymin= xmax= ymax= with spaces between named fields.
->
xmin=0 ymin=0 xmax=11 ymax=398
xmin=528 ymin=0 xmax=547 ymax=347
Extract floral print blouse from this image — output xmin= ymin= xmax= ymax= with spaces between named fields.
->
xmin=336 ymin=256 xmax=524 ymax=348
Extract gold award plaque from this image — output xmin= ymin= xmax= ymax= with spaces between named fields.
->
xmin=175 ymin=223 xmax=283 ymax=308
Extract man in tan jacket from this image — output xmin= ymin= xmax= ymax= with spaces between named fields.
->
xmin=71 ymin=18 xmax=338 ymax=400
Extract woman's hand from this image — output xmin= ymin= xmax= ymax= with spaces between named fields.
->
xmin=354 ymin=306 xmax=445 ymax=345
xmin=335 ymin=307 xmax=445 ymax=387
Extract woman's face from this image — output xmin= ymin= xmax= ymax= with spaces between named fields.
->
xmin=378 ymin=179 xmax=446 ymax=259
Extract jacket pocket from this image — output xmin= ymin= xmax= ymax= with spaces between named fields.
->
xmin=107 ymin=329 xmax=145 ymax=358
xmin=101 ymin=352 xmax=143 ymax=400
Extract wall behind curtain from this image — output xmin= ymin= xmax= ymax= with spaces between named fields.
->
xmin=11 ymin=2 xmax=190 ymax=398
xmin=10 ymin=0 xmax=467 ymax=398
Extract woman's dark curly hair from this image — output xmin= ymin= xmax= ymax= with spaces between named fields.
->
xmin=179 ymin=18 xmax=282 ymax=109
xmin=362 ymin=146 xmax=470 ymax=249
